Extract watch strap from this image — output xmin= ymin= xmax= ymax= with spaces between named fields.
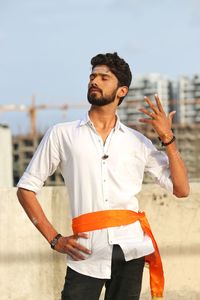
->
xmin=158 ymin=135 xmax=176 ymax=147
xmin=50 ymin=233 xmax=62 ymax=249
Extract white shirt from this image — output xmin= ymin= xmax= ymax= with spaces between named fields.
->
xmin=17 ymin=113 xmax=173 ymax=279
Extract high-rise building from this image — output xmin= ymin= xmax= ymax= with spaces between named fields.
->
xmin=177 ymin=75 xmax=200 ymax=124
xmin=13 ymin=134 xmax=64 ymax=186
xmin=119 ymin=74 xmax=173 ymax=125
xmin=0 ymin=124 xmax=13 ymax=187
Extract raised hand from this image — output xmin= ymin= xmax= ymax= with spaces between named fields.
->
xmin=139 ymin=94 xmax=176 ymax=143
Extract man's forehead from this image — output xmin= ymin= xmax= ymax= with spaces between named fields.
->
xmin=91 ymin=65 xmax=111 ymax=74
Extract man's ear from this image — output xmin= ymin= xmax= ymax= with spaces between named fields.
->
xmin=117 ymin=86 xmax=129 ymax=98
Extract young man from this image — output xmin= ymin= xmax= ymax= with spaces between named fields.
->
xmin=17 ymin=52 xmax=189 ymax=300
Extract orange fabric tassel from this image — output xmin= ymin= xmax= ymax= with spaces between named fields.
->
xmin=72 ymin=210 xmax=164 ymax=299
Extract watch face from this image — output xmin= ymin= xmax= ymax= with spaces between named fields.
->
xmin=50 ymin=234 xmax=62 ymax=249
xmin=51 ymin=239 xmax=57 ymax=246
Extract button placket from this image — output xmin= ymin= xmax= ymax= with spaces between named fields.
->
xmin=101 ymin=158 xmax=109 ymax=206
xmin=91 ymin=127 xmax=115 ymax=207
xmin=108 ymin=228 xmax=114 ymax=244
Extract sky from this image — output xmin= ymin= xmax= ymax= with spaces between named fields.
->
xmin=0 ymin=0 xmax=200 ymax=134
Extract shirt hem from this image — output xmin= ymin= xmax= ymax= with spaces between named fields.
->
xmin=67 ymin=262 xmax=111 ymax=279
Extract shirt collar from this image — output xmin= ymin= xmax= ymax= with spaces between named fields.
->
xmin=79 ymin=112 xmax=126 ymax=133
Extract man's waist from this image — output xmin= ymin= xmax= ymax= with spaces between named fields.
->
xmin=71 ymin=209 xmax=164 ymax=299
xmin=72 ymin=209 xmax=144 ymax=234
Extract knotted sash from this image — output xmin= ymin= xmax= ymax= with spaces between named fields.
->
xmin=72 ymin=209 xmax=164 ymax=299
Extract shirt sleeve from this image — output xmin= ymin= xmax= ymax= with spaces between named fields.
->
xmin=144 ymin=139 xmax=173 ymax=193
xmin=17 ymin=126 xmax=61 ymax=194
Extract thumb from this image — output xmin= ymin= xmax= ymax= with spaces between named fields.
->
xmin=77 ymin=232 xmax=89 ymax=239
xmin=168 ymin=110 xmax=176 ymax=122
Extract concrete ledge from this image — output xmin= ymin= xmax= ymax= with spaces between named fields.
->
xmin=0 ymin=183 xmax=199 ymax=299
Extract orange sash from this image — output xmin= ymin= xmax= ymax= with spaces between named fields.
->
xmin=72 ymin=210 xmax=164 ymax=299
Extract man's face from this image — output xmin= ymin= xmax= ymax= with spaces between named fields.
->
xmin=87 ymin=65 xmax=119 ymax=106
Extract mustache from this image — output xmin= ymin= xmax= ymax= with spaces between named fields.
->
xmin=88 ymin=86 xmax=102 ymax=93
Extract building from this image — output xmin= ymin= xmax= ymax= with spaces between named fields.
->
xmin=177 ymin=74 xmax=200 ymax=124
xmin=0 ymin=124 xmax=13 ymax=187
xmin=11 ymin=126 xmax=200 ymax=186
xmin=119 ymin=73 xmax=173 ymax=124
xmin=123 ymin=123 xmax=200 ymax=182
xmin=13 ymin=134 xmax=64 ymax=186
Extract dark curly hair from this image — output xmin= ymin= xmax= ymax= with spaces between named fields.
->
xmin=91 ymin=52 xmax=132 ymax=105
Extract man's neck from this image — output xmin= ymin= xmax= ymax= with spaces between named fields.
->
xmin=88 ymin=106 xmax=118 ymax=143
xmin=88 ymin=106 xmax=117 ymax=130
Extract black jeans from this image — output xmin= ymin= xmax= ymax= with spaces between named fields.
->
xmin=61 ymin=245 xmax=145 ymax=300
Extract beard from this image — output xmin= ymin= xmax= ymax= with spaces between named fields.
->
xmin=87 ymin=87 xmax=118 ymax=107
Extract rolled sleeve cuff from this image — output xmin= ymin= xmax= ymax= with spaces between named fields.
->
xmin=17 ymin=171 xmax=44 ymax=194
xmin=156 ymin=167 xmax=173 ymax=193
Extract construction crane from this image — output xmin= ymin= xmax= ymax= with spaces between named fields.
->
xmin=0 ymin=95 xmax=88 ymax=136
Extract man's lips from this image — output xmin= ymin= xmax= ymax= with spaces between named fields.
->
xmin=89 ymin=88 xmax=102 ymax=93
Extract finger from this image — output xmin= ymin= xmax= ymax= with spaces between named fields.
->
xmin=168 ymin=110 xmax=176 ymax=126
xmin=68 ymin=247 xmax=87 ymax=260
xmin=69 ymin=254 xmax=80 ymax=261
xmin=139 ymin=118 xmax=154 ymax=124
xmin=168 ymin=110 xmax=176 ymax=120
xmin=76 ymin=232 xmax=89 ymax=239
xmin=73 ymin=241 xmax=92 ymax=254
xmin=71 ymin=233 xmax=89 ymax=241
xmin=66 ymin=237 xmax=91 ymax=254
xmin=154 ymin=94 xmax=164 ymax=113
xmin=144 ymin=96 xmax=159 ymax=114
xmin=139 ymin=108 xmax=156 ymax=119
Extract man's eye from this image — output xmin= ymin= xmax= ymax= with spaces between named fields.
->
xmin=90 ymin=75 xmax=95 ymax=80
xmin=102 ymin=76 xmax=108 ymax=80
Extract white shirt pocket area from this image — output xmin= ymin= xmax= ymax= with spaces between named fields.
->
xmin=116 ymin=153 xmax=145 ymax=179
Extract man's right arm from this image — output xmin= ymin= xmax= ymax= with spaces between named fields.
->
xmin=17 ymin=188 xmax=91 ymax=260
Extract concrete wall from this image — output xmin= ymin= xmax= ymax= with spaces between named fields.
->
xmin=0 ymin=125 xmax=13 ymax=187
xmin=0 ymin=183 xmax=200 ymax=300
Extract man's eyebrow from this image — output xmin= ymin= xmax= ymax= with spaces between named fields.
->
xmin=90 ymin=72 xmax=111 ymax=77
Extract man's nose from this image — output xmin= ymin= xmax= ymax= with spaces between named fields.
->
xmin=90 ymin=77 xmax=99 ymax=86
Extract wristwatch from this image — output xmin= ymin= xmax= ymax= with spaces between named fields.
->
xmin=50 ymin=233 xmax=62 ymax=249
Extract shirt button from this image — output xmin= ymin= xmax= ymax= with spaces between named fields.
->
xmin=105 ymin=199 xmax=108 ymax=202
xmin=104 ymin=179 xmax=106 ymax=182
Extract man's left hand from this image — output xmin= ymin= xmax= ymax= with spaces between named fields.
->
xmin=139 ymin=94 xmax=176 ymax=142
